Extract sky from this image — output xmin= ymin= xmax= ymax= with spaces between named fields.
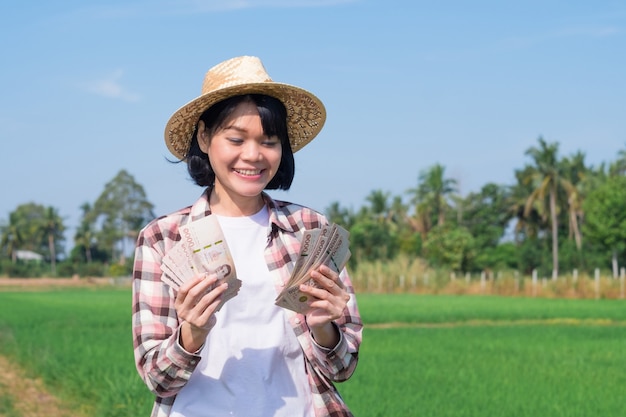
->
xmin=1 ymin=0 xmax=625 ymax=250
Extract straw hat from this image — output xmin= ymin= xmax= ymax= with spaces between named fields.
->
xmin=164 ymin=56 xmax=326 ymax=160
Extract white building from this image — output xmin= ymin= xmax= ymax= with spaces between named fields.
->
xmin=15 ymin=250 xmax=44 ymax=262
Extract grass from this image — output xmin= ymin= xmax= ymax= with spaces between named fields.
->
xmin=0 ymin=289 xmax=625 ymax=416
xmin=341 ymin=294 xmax=626 ymax=416
xmin=340 ymin=325 xmax=626 ymax=416
xmin=0 ymin=288 xmax=153 ymax=417
xmin=0 ymin=387 xmax=19 ymax=417
xmin=356 ymin=293 xmax=626 ymax=323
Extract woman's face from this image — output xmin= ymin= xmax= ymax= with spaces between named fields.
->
xmin=198 ymin=100 xmax=282 ymax=204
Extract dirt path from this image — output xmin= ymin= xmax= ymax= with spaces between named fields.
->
xmin=0 ymin=355 xmax=76 ymax=417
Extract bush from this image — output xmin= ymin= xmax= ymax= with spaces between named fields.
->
xmin=76 ymin=262 xmax=106 ymax=278
xmin=56 ymin=261 xmax=76 ymax=278
xmin=471 ymin=241 xmax=518 ymax=271
xmin=2 ymin=261 xmax=46 ymax=278
xmin=107 ymin=262 xmax=131 ymax=277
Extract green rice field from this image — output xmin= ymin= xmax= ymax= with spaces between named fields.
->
xmin=0 ymin=289 xmax=624 ymax=416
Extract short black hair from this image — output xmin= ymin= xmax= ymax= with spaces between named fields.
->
xmin=186 ymin=94 xmax=295 ymax=190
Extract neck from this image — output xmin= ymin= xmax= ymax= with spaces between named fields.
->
xmin=209 ymin=186 xmax=265 ymax=217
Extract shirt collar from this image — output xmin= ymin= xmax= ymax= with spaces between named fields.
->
xmin=189 ymin=188 xmax=299 ymax=235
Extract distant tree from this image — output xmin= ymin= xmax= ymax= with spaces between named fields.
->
xmin=388 ymin=195 xmax=409 ymax=227
xmin=0 ymin=212 xmax=24 ymax=262
xmin=582 ymin=175 xmax=626 ymax=277
xmin=42 ymin=206 xmax=65 ymax=275
xmin=609 ymin=143 xmax=626 ymax=176
xmin=0 ymin=203 xmax=65 ymax=269
xmin=74 ymin=203 xmax=97 ymax=263
xmin=457 ymin=183 xmax=513 ymax=271
xmin=460 ymin=183 xmax=512 ymax=248
xmin=350 ymin=218 xmax=399 ymax=262
xmin=519 ymin=137 xmax=577 ymax=277
xmin=365 ymin=189 xmax=392 ymax=221
xmin=407 ymin=163 xmax=458 ymax=236
xmin=92 ymin=170 xmax=155 ymax=264
xmin=510 ymin=165 xmax=543 ymax=242
xmin=559 ymin=151 xmax=588 ymax=250
xmin=423 ymin=224 xmax=475 ymax=272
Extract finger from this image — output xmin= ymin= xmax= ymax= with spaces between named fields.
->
xmin=309 ymin=268 xmax=342 ymax=293
xmin=318 ymin=265 xmax=346 ymax=289
xmin=195 ymin=281 xmax=229 ymax=309
xmin=185 ymin=274 xmax=219 ymax=298
xmin=179 ymin=282 xmax=228 ymax=328
xmin=176 ymin=275 xmax=221 ymax=314
xmin=179 ymin=273 xmax=207 ymax=291
xmin=317 ymin=264 xmax=339 ymax=280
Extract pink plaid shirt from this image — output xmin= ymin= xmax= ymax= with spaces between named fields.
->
xmin=132 ymin=190 xmax=362 ymax=417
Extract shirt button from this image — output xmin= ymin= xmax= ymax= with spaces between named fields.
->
xmin=294 ymin=318 xmax=301 ymax=325
xmin=190 ymin=360 xmax=197 ymax=365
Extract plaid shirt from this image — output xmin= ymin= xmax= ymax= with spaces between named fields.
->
xmin=132 ymin=190 xmax=362 ymax=417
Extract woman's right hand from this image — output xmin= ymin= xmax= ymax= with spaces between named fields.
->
xmin=175 ymin=273 xmax=228 ymax=352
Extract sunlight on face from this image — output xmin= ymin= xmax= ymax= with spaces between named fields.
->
xmin=200 ymin=100 xmax=282 ymax=213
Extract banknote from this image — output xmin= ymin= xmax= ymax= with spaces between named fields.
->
xmin=275 ymin=223 xmax=351 ymax=313
xmin=160 ymin=215 xmax=241 ymax=310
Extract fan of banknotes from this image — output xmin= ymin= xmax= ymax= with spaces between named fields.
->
xmin=275 ymin=223 xmax=351 ymax=313
xmin=160 ymin=215 xmax=241 ymax=311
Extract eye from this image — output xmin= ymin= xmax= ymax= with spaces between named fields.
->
xmin=226 ymin=137 xmax=244 ymax=145
xmin=263 ymin=136 xmax=280 ymax=147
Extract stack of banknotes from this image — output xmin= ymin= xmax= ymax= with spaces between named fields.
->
xmin=275 ymin=223 xmax=351 ymax=313
xmin=160 ymin=215 xmax=241 ymax=310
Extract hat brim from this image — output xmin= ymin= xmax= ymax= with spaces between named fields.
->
xmin=164 ymin=82 xmax=326 ymax=160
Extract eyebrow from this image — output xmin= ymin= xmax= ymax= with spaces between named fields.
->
xmin=222 ymin=124 xmax=248 ymax=133
xmin=222 ymin=124 xmax=275 ymax=139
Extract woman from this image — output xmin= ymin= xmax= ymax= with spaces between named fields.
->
xmin=132 ymin=56 xmax=362 ymax=417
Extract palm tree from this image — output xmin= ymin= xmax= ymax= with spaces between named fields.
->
xmin=388 ymin=195 xmax=410 ymax=229
xmin=43 ymin=206 xmax=64 ymax=275
xmin=365 ymin=189 xmax=391 ymax=222
xmin=407 ymin=163 xmax=458 ymax=234
xmin=0 ymin=212 xmax=23 ymax=262
xmin=75 ymin=203 xmax=96 ymax=263
xmin=560 ymin=151 xmax=588 ymax=250
xmin=521 ymin=137 xmax=571 ymax=277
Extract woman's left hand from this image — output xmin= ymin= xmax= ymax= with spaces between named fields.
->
xmin=299 ymin=265 xmax=350 ymax=348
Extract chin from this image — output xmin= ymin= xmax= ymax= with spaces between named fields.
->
xmin=236 ymin=185 xmax=268 ymax=197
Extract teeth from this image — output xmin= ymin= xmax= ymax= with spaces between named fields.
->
xmin=236 ymin=169 xmax=261 ymax=176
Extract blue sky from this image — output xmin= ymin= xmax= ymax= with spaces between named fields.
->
xmin=1 ymin=0 xmax=625 ymax=247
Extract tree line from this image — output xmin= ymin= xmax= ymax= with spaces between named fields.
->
xmin=0 ymin=170 xmax=154 ymax=278
xmin=327 ymin=137 xmax=626 ymax=278
xmin=1 ymin=137 xmax=625 ymax=279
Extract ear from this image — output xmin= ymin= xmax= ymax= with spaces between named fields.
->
xmin=197 ymin=120 xmax=210 ymax=154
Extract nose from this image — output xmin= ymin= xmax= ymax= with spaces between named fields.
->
xmin=241 ymin=141 xmax=262 ymax=161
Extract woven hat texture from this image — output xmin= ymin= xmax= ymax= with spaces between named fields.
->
xmin=164 ymin=56 xmax=326 ymax=159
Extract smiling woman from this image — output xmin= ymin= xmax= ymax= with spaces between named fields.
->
xmin=131 ymin=56 xmax=363 ymax=417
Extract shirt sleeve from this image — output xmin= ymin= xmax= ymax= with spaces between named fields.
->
xmin=131 ymin=226 xmax=202 ymax=398
xmin=307 ymin=268 xmax=363 ymax=383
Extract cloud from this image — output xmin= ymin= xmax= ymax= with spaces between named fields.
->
xmin=83 ymin=69 xmax=140 ymax=102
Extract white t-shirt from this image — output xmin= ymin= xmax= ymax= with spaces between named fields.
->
xmin=170 ymin=207 xmax=314 ymax=417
